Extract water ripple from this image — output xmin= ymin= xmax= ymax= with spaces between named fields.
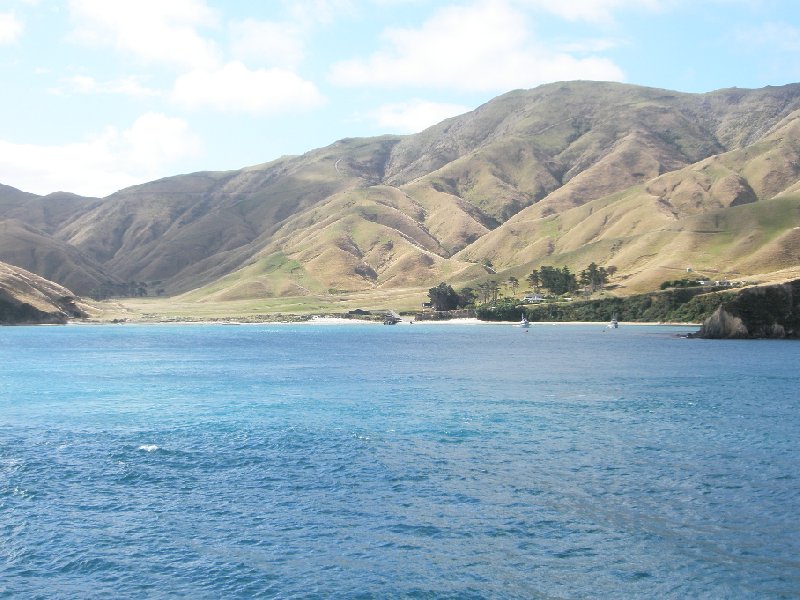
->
xmin=0 ymin=323 xmax=798 ymax=598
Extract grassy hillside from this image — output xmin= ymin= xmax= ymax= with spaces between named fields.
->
xmin=1 ymin=81 xmax=800 ymax=308
xmin=458 ymin=108 xmax=800 ymax=293
xmin=0 ymin=219 xmax=118 ymax=295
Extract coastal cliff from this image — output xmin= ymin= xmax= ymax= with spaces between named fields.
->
xmin=693 ymin=280 xmax=800 ymax=339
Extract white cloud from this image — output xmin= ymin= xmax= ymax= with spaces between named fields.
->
xmin=122 ymin=113 xmax=201 ymax=170
xmin=558 ymin=38 xmax=621 ymax=53
xmin=284 ymin=0 xmax=355 ymax=27
xmin=329 ymin=0 xmax=625 ymax=92
xmin=370 ymin=0 xmax=427 ymax=5
xmin=63 ymin=75 xmax=161 ymax=97
xmin=229 ymin=19 xmax=305 ymax=68
xmin=68 ymin=0 xmax=220 ymax=69
xmin=171 ymin=61 xmax=325 ymax=114
xmin=0 ymin=113 xmax=201 ymax=197
xmin=0 ymin=12 xmax=23 ymax=44
xmin=228 ymin=3 xmax=358 ymax=68
xmin=520 ymin=0 xmax=665 ymax=24
xmin=371 ymin=99 xmax=470 ymax=133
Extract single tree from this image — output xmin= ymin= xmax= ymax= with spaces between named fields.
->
xmin=428 ymin=282 xmax=460 ymax=311
xmin=507 ymin=276 xmax=519 ymax=297
xmin=527 ymin=269 xmax=541 ymax=292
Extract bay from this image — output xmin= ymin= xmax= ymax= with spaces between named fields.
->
xmin=1 ymin=323 xmax=798 ymax=598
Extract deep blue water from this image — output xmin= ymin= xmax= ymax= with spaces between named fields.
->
xmin=1 ymin=322 xmax=798 ymax=599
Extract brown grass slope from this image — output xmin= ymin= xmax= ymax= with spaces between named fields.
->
xmin=3 ymin=82 xmax=800 ymax=302
xmin=0 ymin=219 xmax=117 ymax=295
xmin=188 ymin=82 xmax=800 ymax=300
xmin=0 ymin=185 xmax=101 ymax=234
xmin=183 ymin=185 xmax=487 ymax=302
xmin=387 ymin=82 xmax=800 ymax=226
xmin=58 ymin=137 xmax=403 ymax=294
xmin=457 ymin=110 xmax=800 ymax=292
xmin=0 ymin=184 xmax=112 ymax=294
xmin=388 ymin=83 xmax=701 ymax=224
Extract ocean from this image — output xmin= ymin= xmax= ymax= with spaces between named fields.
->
xmin=1 ymin=322 xmax=798 ymax=598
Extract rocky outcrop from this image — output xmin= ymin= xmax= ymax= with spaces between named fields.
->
xmin=694 ymin=279 xmax=800 ymax=338
xmin=696 ymin=306 xmax=749 ymax=338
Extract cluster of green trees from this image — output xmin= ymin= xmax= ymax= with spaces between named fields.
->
xmin=427 ymin=282 xmax=474 ymax=311
xmin=427 ymin=262 xmax=616 ymax=311
xmin=579 ymin=263 xmax=615 ymax=292
xmin=478 ymin=286 xmax=735 ymax=324
xmin=428 ymin=280 xmax=512 ymax=310
xmin=528 ymin=266 xmax=577 ymax=295
xmin=659 ymin=278 xmax=705 ymax=290
xmin=527 ymin=262 xmax=615 ymax=296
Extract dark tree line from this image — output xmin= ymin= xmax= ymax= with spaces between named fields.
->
xmin=578 ymin=262 xmax=615 ymax=293
xmin=537 ymin=266 xmax=578 ymax=295
xmin=89 ymin=281 xmax=166 ymax=300
xmin=527 ymin=262 xmax=615 ymax=296
xmin=427 ymin=282 xmax=476 ymax=311
xmin=430 ymin=262 xmax=616 ymax=310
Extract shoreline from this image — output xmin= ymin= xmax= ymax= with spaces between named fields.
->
xmin=67 ymin=316 xmax=701 ymax=327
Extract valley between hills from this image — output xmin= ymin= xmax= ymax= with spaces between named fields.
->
xmin=2 ymin=80 xmax=800 ymax=323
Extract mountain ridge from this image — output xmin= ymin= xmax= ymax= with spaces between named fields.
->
xmin=1 ymin=81 xmax=800 ymax=305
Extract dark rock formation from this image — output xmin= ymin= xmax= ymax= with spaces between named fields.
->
xmin=0 ymin=291 xmax=86 ymax=325
xmin=0 ymin=261 xmax=88 ymax=325
xmin=693 ymin=279 xmax=800 ymax=338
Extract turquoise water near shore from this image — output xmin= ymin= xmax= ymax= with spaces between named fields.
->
xmin=1 ymin=323 xmax=798 ymax=598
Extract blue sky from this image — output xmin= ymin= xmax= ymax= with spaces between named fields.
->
xmin=1 ymin=0 xmax=799 ymax=197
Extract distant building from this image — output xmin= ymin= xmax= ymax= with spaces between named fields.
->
xmin=523 ymin=294 xmax=544 ymax=303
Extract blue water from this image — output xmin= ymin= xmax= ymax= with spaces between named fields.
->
xmin=1 ymin=323 xmax=798 ymax=598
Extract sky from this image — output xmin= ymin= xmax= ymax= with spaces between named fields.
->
xmin=1 ymin=0 xmax=799 ymax=197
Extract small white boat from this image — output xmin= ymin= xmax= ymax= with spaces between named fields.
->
xmin=608 ymin=317 xmax=618 ymax=329
xmin=516 ymin=314 xmax=530 ymax=328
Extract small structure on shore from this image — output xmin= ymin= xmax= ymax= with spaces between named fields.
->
xmin=383 ymin=310 xmax=402 ymax=325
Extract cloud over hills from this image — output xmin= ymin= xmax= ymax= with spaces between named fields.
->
xmin=329 ymin=1 xmax=625 ymax=91
xmin=1 ymin=0 xmax=799 ymax=197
